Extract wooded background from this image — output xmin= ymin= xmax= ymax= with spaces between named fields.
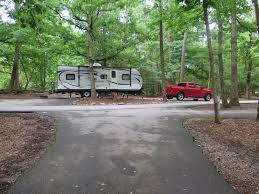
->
xmin=0 ymin=0 xmax=258 ymax=97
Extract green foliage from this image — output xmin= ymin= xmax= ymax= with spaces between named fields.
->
xmin=0 ymin=0 xmax=258 ymax=95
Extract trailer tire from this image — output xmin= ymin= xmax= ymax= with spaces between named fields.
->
xmin=81 ymin=91 xmax=91 ymax=98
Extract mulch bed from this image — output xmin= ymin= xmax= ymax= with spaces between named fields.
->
xmin=192 ymin=103 xmax=257 ymax=110
xmin=73 ymin=96 xmax=166 ymax=105
xmin=0 ymin=91 xmax=44 ymax=99
xmin=0 ymin=113 xmax=56 ymax=193
xmin=184 ymin=118 xmax=259 ymax=194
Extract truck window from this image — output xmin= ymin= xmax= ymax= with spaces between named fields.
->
xmin=196 ymin=84 xmax=201 ymax=88
xmin=111 ymin=71 xmax=116 ymax=78
xmin=66 ymin=74 xmax=75 ymax=80
xmin=189 ymin=83 xmax=195 ymax=88
xmin=178 ymin=83 xmax=186 ymax=87
xmin=122 ymin=74 xmax=130 ymax=80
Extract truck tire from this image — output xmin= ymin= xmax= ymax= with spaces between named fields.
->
xmin=177 ymin=92 xmax=184 ymax=101
xmin=81 ymin=91 xmax=91 ymax=98
xmin=166 ymin=95 xmax=173 ymax=99
xmin=204 ymin=94 xmax=211 ymax=101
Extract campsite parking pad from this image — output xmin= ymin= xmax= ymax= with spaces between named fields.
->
xmin=7 ymin=103 xmax=244 ymax=194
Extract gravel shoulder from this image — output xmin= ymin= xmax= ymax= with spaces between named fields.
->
xmin=0 ymin=113 xmax=56 ymax=194
xmin=184 ymin=118 xmax=259 ymax=194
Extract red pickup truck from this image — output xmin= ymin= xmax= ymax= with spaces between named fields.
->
xmin=165 ymin=82 xmax=212 ymax=101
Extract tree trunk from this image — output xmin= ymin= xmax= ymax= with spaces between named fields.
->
xmin=245 ymin=34 xmax=253 ymax=99
xmin=253 ymin=0 xmax=259 ymax=33
xmin=159 ymin=0 xmax=167 ymax=101
xmin=257 ymin=100 xmax=259 ymax=121
xmin=229 ymin=0 xmax=240 ymax=106
xmin=9 ymin=41 xmax=21 ymax=93
xmin=180 ymin=32 xmax=188 ymax=82
xmin=168 ymin=32 xmax=175 ymax=84
xmin=88 ymin=16 xmax=97 ymax=99
xmin=21 ymin=62 xmax=32 ymax=90
xmin=203 ymin=0 xmax=220 ymax=124
xmin=217 ymin=12 xmax=229 ymax=108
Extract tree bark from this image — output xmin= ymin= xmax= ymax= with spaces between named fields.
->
xmin=217 ymin=12 xmax=229 ymax=108
xmin=21 ymin=62 xmax=33 ymax=90
xmin=9 ymin=41 xmax=21 ymax=93
xmin=245 ymin=34 xmax=253 ymax=99
xmin=159 ymin=0 xmax=167 ymax=101
xmin=203 ymin=0 xmax=220 ymax=124
xmin=168 ymin=32 xmax=175 ymax=83
xmin=229 ymin=0 xmax=240 ymax=106
xmin=88 ymin=16 xmax=97 ymax=99
xmin=180 ymin=32 xmax=188 ymax=82
xmin=252 ymin=0 xmax=259 ymax=121
xmin=253 ymin=0 xmax=259 ymax=33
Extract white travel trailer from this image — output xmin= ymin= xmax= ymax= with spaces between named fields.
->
xmin=57 ymin=65 xmax=143 ymax=97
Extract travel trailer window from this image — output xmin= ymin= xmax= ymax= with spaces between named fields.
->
xmin=111 ymin=71 xmax=116 ymax=78
xmin=122 ymin=74 xmax=130 ymax=80
xmin=66 ymin=74 xmax=75 ymax=80
xmin=100 ymin=74 xmax=107 ymax=79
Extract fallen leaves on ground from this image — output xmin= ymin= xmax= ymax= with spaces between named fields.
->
xmin=0 ymin=113 xmax=56 ymax=193
xmin=73 ymin=96 xmax=166 ymax=105
xmin=192 ymin=103 xmax=257 ymax=110
xmin=184 ymin=118 xmax=259 ymax=194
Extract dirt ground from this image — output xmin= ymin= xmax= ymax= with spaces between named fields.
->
xmin=184 ymin=118 xmax=259 ymax=194
xmin=192 ymin=103 xmax=257 ymax=110
xmin=0 ymin=91 xmax=47 ymax=99
xmin=0 ymin=113 xmax=56 ymax=194
xmin=73 ymin=96 xmax=166 ymax=105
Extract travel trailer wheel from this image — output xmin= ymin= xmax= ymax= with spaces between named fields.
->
xmin=81 ymin=91 xmax=91 ymax=98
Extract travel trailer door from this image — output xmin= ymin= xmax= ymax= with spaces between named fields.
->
xmin=109 ymin=70 xmax=118 ymax=90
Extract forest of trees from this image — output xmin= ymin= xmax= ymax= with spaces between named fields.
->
xmin=0 ymin=0 xmax=258 ymax=101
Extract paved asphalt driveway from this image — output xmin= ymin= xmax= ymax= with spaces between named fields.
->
xmin=1 ymin=99 xmax=256 ymax=194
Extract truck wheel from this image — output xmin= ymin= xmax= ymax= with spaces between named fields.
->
xmin=177 ymin=92 xmax=184 ymax=101
xmin=81 ymin=91 xmax=91 ymax=98
xmin=204 ymin=94 xmax=211 ymax=101
xmin=166 ymin=95 xmax=173 ymax=99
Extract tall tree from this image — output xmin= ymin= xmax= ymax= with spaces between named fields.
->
xmin=87 ymin=15 xmax=97 ymax=99
xmin=203 ymin=0 xmax=220 ymax=124
xmin=229 ymin=0 xmax=240 ymax=106
xmin=253 ymin=0 xmax=259 ymax=33
xmin=8 ymin=0 xmax=45 ymax=92
xmin=51 ymin=1 xmax=117 ymax=99
xmin=168 ymin=32 xmax=175 ymax=83
xmin=9 ymin=1 xmax=22 ymax=92
xmin=9 ymin=40 xmax=21 ymax=92
xmin=216 ymin=11 xmax=229 ymax=108
xmin=158 ymin=0 xmax=167 ymax=101
xmin=180 ymin=32 xmax=188 ymax=82
xmin=253 ymin=0 xmax=259 ymax=121
xmin=245 ymin=33 xmax=253 ymax=99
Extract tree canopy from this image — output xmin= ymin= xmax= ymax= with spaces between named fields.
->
xmin=0 ymin=0 xmax=258 ymax=97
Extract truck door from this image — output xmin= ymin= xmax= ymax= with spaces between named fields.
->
xmin=194 ymin=84 xmax=203 ymax=98
xmin=187 ymin=83 xmax=196 ymax=97
xmin=109 ymin=70 xmax=118 ymax=90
